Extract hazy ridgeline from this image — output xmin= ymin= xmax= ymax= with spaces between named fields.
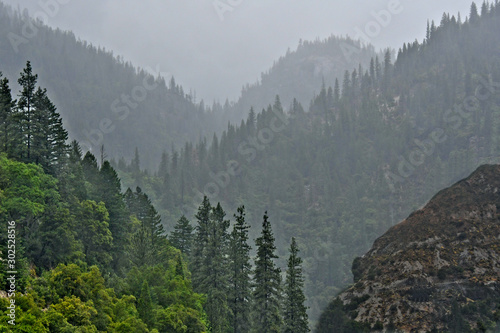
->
xmin=1 ymin=1 xmax=500 ymax=332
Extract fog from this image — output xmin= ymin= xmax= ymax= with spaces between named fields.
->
xmin=3 ymin=0 xmax=474 ymax=103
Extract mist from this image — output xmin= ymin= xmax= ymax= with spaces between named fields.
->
xmin=3 ymin=0 xmax=474 ymax=103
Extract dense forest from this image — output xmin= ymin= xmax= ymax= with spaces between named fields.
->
xmin=225 ymin=36 xmax=378 ymax=124
xmin=112 ymin=1 xmax=500 ymax=325
xmin=0 ymin=63 xmax=310 ymax=331
xmin=0 ymin=2 xmax=374 ymax=171
xmin=2 ymin=0 xmax=500 ymax=332
xmin=0 ymin=2 xmax=221 ymax=170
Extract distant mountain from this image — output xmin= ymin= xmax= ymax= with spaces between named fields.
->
xmin=0 ymin=2 xmax=223 ymax=170
xmin=316 ymin=165 xmax=500 ymax=332
xmin=113 ymin=1 xmax=500 ymax=325
xmin=0 ymin=2 xmax=378 ymax=171
xmin=224 ymin=36 xmax=378 ymax=123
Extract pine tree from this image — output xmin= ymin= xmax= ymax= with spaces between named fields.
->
xmin=125 ymin=187 xmax=166 ymax=266
xmin=203 ymin=202 xmax=231 ymax=333
xmin=283 ymin=238 xmax=309 ymax=333
xmin=190 ymin=196 xmax=212 ymax=290
xmin=333 ymin=78 xmax=340 ymax=104
xmin=170 ymin=215 xmax=194 ymax=256
xmin=137 ymin=280 xmax=154 ymax=328
xmin=0 ymin=73 xmax=16 ymax=156
xmin=229 ymin=205 xmax=252 ymax=333
xmin=342 ymin=70 xmax=350 ymax=98
xmin=81 ymin=151 xmax=101 ymax=199
xmin=17 ymin=61 xmax=38 ymax=161
xmin=247 ymin=107 xmax=256 ymax=135
xmin=98 ymin=161 xmax=130 ymax=269
xmin=252 ymin=212 xmax=282 ymax=333
xmin=31 ymin=86 xmax=68 ymax=173
xmin=470 ymin=2 xmax=480 ymax=24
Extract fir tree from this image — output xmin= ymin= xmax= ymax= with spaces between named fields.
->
xmin=229 ymin=205 xmax=252 ymax=333
xmin=17 ymin=61 xmax=38 ymax=161
xmin=283 ymin=237 xmax=309 ymax=333
xmin=333 ymin=78 xmax=340 ymax=104
xmin=470 ymin=2 xmax=480 ymax=24
xmin=203 ymin=203 xmax=231 ymax=333
xmin=98 ymin=161 xmax=130 ymax=269
xmin=252 ymin=212 xmax=282 ymax=333
xmin=125 ymin=187 xmax=166 ymax=266
xmin=170 ymin=215 xmax=194 ymax=256
xmin=0 ymin=73 xmax=16 ymax=156
xmin=137 ymin=280 xmax=154 ymax=328
xmin=190 ymin=196 xmax=212 ymax=290
xmin=31 ymin=86 xmax=68 ymax=173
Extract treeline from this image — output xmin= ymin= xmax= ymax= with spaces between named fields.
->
xmin=170 ymin=198 xmax=309 ymax=332
xmin=225 ymin=35 xmax=378 ymax=124
xmin=114 ymin=1 xmax=500 ymax=324
xmin=0 ymin=62 xmax=310 ymax=332
xmin=0 ymin=2 xmax=225 ymax=170
xmin=0 ymin=63 xmax=208 ymax=331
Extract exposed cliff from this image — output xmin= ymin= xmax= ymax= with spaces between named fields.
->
xmin=317 ymin=165 xmax=500 ymax=332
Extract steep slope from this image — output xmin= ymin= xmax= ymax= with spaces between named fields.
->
xmin=114 ymin=2 xmax=500 ymax=325
xmin=317 ymin=165 xmax=500 ymax=332
xmin=0 ymin=2 xmax=222 ymax=170
xmin=224 ymin=36 xmax=377 ymax=123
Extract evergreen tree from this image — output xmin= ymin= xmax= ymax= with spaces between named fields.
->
xmin=0 ymin=73 xmax=16 ymax=156
xmin=203 ymin=203 xmax=231 ymax=333
xmin=333 ymin=78 xmax=340 ymax=104
xmin=283 ymin=237 xmax=309 ymax=333
xmin=252 ymin=212 xmax=282 ymax=333
xmin=470 ymin=2 xmax=480 ymax=24
xmin=125 ymin=187 xmax=166 ymax=266
xmin=76 ymin=200 xmax=113 ymax=268
xmin=98 ymin=161 xmax=130 ymax=269
xmin=17 ymin=61 xmax=38 ymax=161
xmin=137 ymin=280 xmax=154 ymax=328
xmin=190 ymin=196 xmax=212 ymax=290
xmin=229 ymin=205 xmax=252 ymax=333
xmin=31 ymin=86 xmax=68 ymax=173
xmin=170 ymin=215 xmax=194 ymax=256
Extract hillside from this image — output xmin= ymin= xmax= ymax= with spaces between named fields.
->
xmin=224 ymin=36 xmax=378 ymax=123
xmin=0 ymin=2 xmax=223 ymax=170
xmin=316 ymin=165 xmax=500 ymax=332
xmin=0 ymin=2 xmax=377 ymax=171
xmin=113 ymin=2 xmax=500 ymax=324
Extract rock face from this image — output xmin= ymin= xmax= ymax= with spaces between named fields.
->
xmin=330 ymin=165 xmax=500 ymax=332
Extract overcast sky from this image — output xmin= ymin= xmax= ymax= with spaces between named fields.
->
xmin=3 ymin=0 xmax=474 ymax=103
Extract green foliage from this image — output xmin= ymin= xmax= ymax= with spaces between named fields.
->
xmin=113 ymin=2 xmax=500 ymax=324
xmin=315 ymin=298 xmax=370 ymax=333
xmin=228 ymin=206 xmax=252 ymax=333
xmin=77 ymin=200 xmax=113 ymax=268
xmin=252 ymin=212 xmax=282 ymax=333
xmin=283 ymin=238 xmax=310 ymax=333
xmin=138 ymin=281 xmax=154 ymax=327
xmin=170 ymin=215 xmax=194 ymax=256
xmin=0 ymin=61 xmax=209 ymax=332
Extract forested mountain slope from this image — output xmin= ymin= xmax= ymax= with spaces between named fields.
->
xmin=0 ymin=2 xmax=222 ymax=171
xmin=0 ymin=2 xmax=376 ymax=172
xmin=316 ymin=165 xmax=500 ymax=332
xmin=223 ymin=36 xmax=377 ymax=124
xmin=0 ymin=64 xmax=208 ymax=331
xmin=115 ymin=1 xmax=500 ymax=324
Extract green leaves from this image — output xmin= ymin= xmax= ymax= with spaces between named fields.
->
xmin=0 ymin=154 xmax=59 ymax=219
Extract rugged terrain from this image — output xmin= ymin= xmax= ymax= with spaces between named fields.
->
xmin=319 ymin=165 xmax=500 ymax=332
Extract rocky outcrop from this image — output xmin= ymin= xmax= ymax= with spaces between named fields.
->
xmin=330 ymin=165 xmax=500 ymax=332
